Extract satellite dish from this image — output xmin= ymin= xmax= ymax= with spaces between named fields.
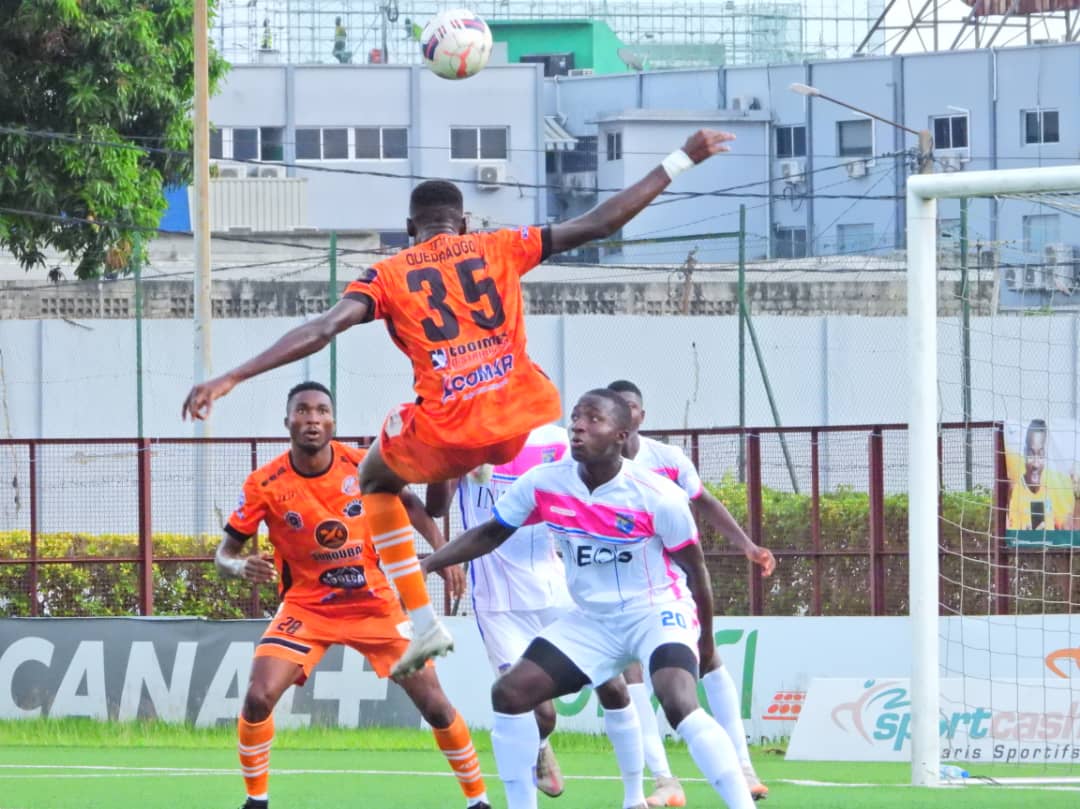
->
xmin=617 ymin=47 xmax=646 ymax=71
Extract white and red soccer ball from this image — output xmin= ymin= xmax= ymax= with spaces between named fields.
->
xmin=421 ymin=9 xmax=493 ymax=80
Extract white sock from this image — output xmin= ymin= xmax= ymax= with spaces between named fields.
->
xmin=627 ymin=681 xmax=672 ymax=779
xmin=677 ymin=708 xmax=754 ymax=809
xmin=603 ymin=705 xmax=647 ymax=809
xmin=410 ymin=603 xmax=437 ymax=632
xmin=466 ymin=797 xmax=489 ymax=808
xmin=702 ymin=665 xmax=752 ymax=766
xmin=492 ymin=711 xmax=539 ymax=809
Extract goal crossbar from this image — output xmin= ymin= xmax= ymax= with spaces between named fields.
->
xmin=906 ymin=164 xmax=1080 ymax=788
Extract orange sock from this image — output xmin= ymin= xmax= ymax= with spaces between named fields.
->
xmin=365 ymin=492 xmax=432 ymax=618
xmin=238 ymin=714 xmax=274 ymax=800
xmin=433 ymin=711 xmax=487 ymax=801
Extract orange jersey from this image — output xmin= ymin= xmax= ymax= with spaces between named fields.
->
xmin=343 ymin=227 xmax=561 ymax=447
xmin=225 ymin=442 xmax=395 ymax=611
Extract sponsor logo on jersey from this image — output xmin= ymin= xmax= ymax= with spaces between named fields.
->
xmin=575 ymin=546 xmax=633 ymax=566
xmin=438 ymin=333 xmax=509 ymax=371
xmin=318 ymin=565 xmax=368 ymax=590
xmin=235 ymin=493 xmax=246 ymax=509
xmin=275 ymin=490 xmax=297 ymax=503
xmin=311 ymin=544 xmax=364 ymax=563
xmin=341 ymin=476 xmax=360 ymax=496
xmin=430 ymin=348 xmax=449 ymax=370
xmin=285 ymin=511 xmax=304 ymax=530
xmin=315 ymin=519 xmax=349 ymax=549
xmin=343 ymin=498 xmax=363 ymax=518
xmin=551 ymin=505 xmax=576 ymax=517
xmin=442 ymin=354 xmax=514 ymax=401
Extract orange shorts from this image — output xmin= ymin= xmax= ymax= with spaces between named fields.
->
xmin=379 ymin=402 xmax=529 ymax=484
xmin=255 ymin=599 xmax=426 ymax=684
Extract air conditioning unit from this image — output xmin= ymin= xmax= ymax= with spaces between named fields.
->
xmin=567 ymin=68 xmax=594 ymax=77
xmin=938 ymin=156 xmax=964 ymax=172
xmin=257 ymin=164 xmax=286 ymax=178
xmin=476 ymin=163 xmax=505 ymax=191
xmin=1045 ymin=243 xmax=1080 ymax=289
xmin=846 ymin=159 xmax=868 ymax=179
xmin=979 ymin=247 xmax=999 ymax=270
xmin=779 ymin=158 xmax=805 ymax=184
xmin=731 ymin=95 xmax=759 ymax=112
xmin=561 ymin=171 xmax=597 ymax=196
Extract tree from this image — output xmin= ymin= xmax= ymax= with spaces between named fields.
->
xmin=0 ymin=1 xmax=227 ymax=279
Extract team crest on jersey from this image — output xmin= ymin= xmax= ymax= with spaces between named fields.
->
xmin=285 ymin=511 xmax=304 ymax=530
xmin=430 ymin=348 xmax=449 ymax=370
xmin=615 ymin=513 xmax=635 ymax=534
xmin=343 ymin=498 xmax=363 ymax=518
xmin=357 ymin=267 xmax=378 ymax=283
xmin=341 ymin=476 xmax=360 ymax=496
xmin=315 ymin=519 xmax=349 ymax=549
xmin=542 ymin=448 xmax=557 ymax=463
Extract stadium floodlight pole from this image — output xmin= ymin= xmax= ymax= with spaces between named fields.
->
xmin=906 ymin=163 xmax=1080 ymax=788
xmin=193 ymin=0 xmax=212 ymax=539
xmin=789 ymin=83 xmax=933 ymax=174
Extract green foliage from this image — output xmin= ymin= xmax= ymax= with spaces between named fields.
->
xmin=702 ymin=477 xmax=995 ymax=616
xmin=0 ymin=1 xmax=228 ymax=277
xmin=0 ymin=531 xmax=276 ymax=618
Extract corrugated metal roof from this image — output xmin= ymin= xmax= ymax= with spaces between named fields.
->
xmin=544 ymin=115 xmax=577 ymax=151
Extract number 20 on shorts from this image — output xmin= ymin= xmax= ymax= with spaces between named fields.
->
xmin=660 ymin=609 xmax=688 ymax=629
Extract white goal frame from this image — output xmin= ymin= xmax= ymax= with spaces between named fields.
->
xmin=907 ymin=164 xmax=1080 ymax=787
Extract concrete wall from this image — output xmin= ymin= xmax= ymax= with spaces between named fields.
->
xmin=2 ymin=312 xmax=1077 ymax=440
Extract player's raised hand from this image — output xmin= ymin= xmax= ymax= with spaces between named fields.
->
xmin=681 ymin=129 xmax=736 ymax=164
xmin=749 ymin=545 xmax=776 ymax=577
xmin=437 ymin=563 xmax=467 ymax=600
xmin=242 ymin=552 xmax=277 ymax=584
xmin=181 ymin=374 xmax=236 ymax=421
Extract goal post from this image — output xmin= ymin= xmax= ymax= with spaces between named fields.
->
xmin=906 ymin=164 xmax=1080 ymax=787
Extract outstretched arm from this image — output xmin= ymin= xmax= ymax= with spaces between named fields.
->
xmin=693 ymin=490 xmax=776 ymax=575
xmin=399 ymin=488 xmax=466 ymax=599
xmin=548 ymin=129 xmax=735 ymax=256
xmin=420 ymin=519 xmax=516 ymax=574
xmin=181 ymin=297 xmax=371 ymax=420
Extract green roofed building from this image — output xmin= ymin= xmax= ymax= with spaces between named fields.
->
xmin=486 ymin=19 xmax=635 ymax=75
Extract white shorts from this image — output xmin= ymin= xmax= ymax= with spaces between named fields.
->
xmin=475 ymin=605 xmax=570 ymax=673
xmin=537 ymin=600 xmax=700 ymax=686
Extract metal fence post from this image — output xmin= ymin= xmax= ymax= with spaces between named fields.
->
xmin=868 ymin=428 xmax=886 ymax=615
xmin=28 ymin=441 xmax=39 ymax=617
xmin=137 ymin=438 xmax=154 ymax=615
xmin=746 ymin=429 xmax=764 ymax=615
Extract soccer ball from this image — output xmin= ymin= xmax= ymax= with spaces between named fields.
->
xmin=420 ymin=9 xmax=493 ymax=80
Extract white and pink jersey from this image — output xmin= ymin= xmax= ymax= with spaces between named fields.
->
xmin=631 ymin=435 xmax=705 ymax=500
xmin=458 ymin=424 xmax=573 ymax=612
xmin=494 ymin=457 xmax=699 ymax=615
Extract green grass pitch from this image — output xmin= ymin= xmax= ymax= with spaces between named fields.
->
xmin=1 ymin=720 xmax=1078 ymax=808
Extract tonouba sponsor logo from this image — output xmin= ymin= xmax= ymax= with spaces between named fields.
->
xmin=311 ymin=544 xmax=363 ymax=563
xmin=432 ymin=333 xmax=509 ymax=371
xmin=442 ymin=354 xmax=514 ymax=400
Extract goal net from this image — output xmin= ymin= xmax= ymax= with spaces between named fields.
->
xmin=908 ymin=164 xmax=1080 ymax=786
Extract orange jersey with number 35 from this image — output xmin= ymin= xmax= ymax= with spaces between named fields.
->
xmin=343 ymin=227 xmax=561 ymax=447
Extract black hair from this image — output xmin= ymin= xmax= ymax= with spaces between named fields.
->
xmin=580 ymin=388 xmax=633 ymax=430
xmin=410 ymin=180 xmax=464 ymax=219
xmin=286 ymin=381 xmax=334 ymax=410
xmin=1025 ymin=418 xmax=1047 ymax=452
xmin=607 ymin=379 xmax=643 ymax=401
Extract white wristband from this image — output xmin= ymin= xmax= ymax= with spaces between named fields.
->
xmin=661 ymin=149 xmax=695 ymax=180
xmin=225 ymin=557 xmax=247 ymax=578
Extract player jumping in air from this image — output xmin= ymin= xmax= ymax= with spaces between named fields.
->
xmin=183 ymin=129 xmax=736 ymax=676
xmin=217 ymin=382 xmax=485 ymax=809
xmin=424 ymin=389 xmax=756 ymax=809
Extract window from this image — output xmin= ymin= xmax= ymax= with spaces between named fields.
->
xmin=296 ymin=128 xmax=321 ymax=160
xmin=450 ymin=127 xmax=508 ymax=160
xmin=210 ymin=128 xmax=223 ymax=160
xmin=837 ymin=223 xmax=875 ymax=254
xmin=1023 ymin=214 xmax=1060 ymax=255
xmin=296 ymin=127 xmax=350 ymax=160
xmin=232 ymin=128 xmax=259 ymax=161
xmin=1023 ymin=109 xmax=1059 ymax=145
xmin=259 ymin=127 xmax=284 ymax=161
xmin=931 ymin=114 xmax=968 ymax=150
xmin=355 ymin=127 xmax=408 ymax=160
xmin=837 ymin=119 xmax=873 ymax=158
xmin=563 ymin=135 xmax=598 ymax=173
xmin=606 ymin=131 xmax=622 ymax=161
xmin=774 ymin=226 xmax=808 ymax=259
xmin=322 ymin=128 xmax=348 ymax=159
xmin=775 ymin=125 xmax=806 ymax=159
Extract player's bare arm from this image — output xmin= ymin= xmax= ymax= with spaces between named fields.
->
xmin=692 ymin=491 xmax=776 ymax=576
xmin=399 ymin=488 xmax=466 ymax=599
xmin=420 ymin=518 xmax=516 ymax=574
xmin=548 ymin=128 xmax=736 ymax=255
xmin=215 ymin=535 xmax=276 ymax=583
xmin=668 ymin=541 xmax=716 ymax=672
xmin=181 ymin=297 xmax=371 ymax=421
